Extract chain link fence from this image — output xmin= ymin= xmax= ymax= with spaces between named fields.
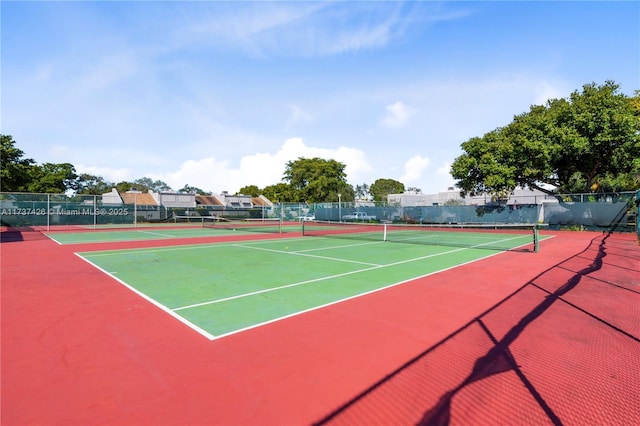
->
xmin=1 ymin=191 xmax=637 ymax=234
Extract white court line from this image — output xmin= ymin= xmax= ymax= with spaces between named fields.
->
xmin=173 ymin=233 xmax=533 ymax=313
xmin=295 ymin=239 xmax=385 ymax=253
xmin=48 ymin=235 xmax=123 ymax=244
xmin=173 ymin=266 xmax=381 ymax=311
xmin=232 ymin=243 xmax=381 ymax=266
xmin=74 ymin=253 xmax=216 ymax=339
xmin=80 ymin=241 xmax=241 ymax=257
xmin=79 ymin=236 xmax=372 ymax=257
xmin=173 ymin=245 xmax=469 ymax=312
xmin=392 ymin=232 xmax=530 ymax=245
xmin=207 ymin=247 xmax=512 ymax=341
xmin=135 ymin=230 xmax=178 ymax=238
xmin=77 ymin=233 xmax=549 ymax=340
xmin=48 ymin=230 xmax=177 ymax=245
xmin=44 ymin=233 xmax=64 ymax=245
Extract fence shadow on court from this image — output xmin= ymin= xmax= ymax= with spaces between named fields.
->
xmin=315 ymin=232 xmax=640 ymax=425
xmin=0 ymin=228 xmax=50 ymax=243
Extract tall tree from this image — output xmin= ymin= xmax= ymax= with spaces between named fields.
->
xmin=355 ymin=183 xmax=371 ymax=200
xmin=179 ymin=184 xmax=209 ymax=195
xmin=369 ymin=178 xmax=405 ymax=202
xmin=75 ymin=173 xmax=114 ymax=195
xmin=1 ymin=134 xmax=36 ymax=192
xmin=262 ymin=183 xmax=296 ymax=202
xmin=135 ymin=177 xmax=173 ymax=192
xmin=237 ymin=185 xmax=261 ymax=197
xmin=451 ymin=81 xmax=640 ymax=195
xmin=27 ymin=163 xmax=78 ymax=194
xmin=283 ymin=157 xmax=354 ymax=202
xmin=114 ymin=181 xmax=137 ymax=193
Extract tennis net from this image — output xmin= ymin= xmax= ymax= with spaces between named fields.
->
xmin=201 ymin=216 xmax=284 ymax=233
xmin=302 ymin=221 xmax=542 ymax=252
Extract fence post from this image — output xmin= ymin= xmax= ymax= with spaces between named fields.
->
xmin=636 ymin=190 xmax=640 ymax=239
xmin=47 ymin=194 xmax=50 ymax=231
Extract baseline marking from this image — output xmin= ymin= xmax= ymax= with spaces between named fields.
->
xmin=135 ymin=230 xmax=179 ymax=238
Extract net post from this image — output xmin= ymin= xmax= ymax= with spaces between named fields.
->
xmin=301 ymin=220 xmax=305 ymax=236
xmin=93 ymin=195 xmax=97 ymax=230
xmin=533 ymin=224 xmax=540 ymax=253
xmin=383 ymin=223 xmax=387 ymax=242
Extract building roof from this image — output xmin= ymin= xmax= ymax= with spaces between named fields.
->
xmin=252 ymin=197 xmax=271 ymax=207
xmin=195 ymin=195 xmax=224 ymax=206
xmin=120 ymin=192 xmax=157 ymax=206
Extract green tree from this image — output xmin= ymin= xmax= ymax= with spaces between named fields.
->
xmin=27 ymin=163 xmax=78 ymax=193
xmin=75 ymin=174 xmax=114 ymax=195
xmin=354 ymin=183 xmax=371 ymax=200
xmin=1 ymin=134 xmax=36 ymax=192
xmin=114 ymin=181 xmax=137 ymax=193
xmin=237 ymin=185 xmax=260 ymax=197
xmin=451 ymin=81 xmax=640 ymax=196
xmin=262 ymin=182 xmax=296 ymax=202
xmin=283 ymin=157 xmax=354 ymax=202
xmin=179 ymin=184 xmax=209 ymax=195
xmin=336 ymin=181 xmax=356 ymax=203
xmin=112 ymin=178 xmax=171 ymax=193
xmin=369 ymin=178 xmax=405 ymax=202
xmin=135 ymin=177 xmax=172 ymax=192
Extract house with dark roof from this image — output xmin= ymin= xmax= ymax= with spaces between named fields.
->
xmin=101 ymin=189 xmax=274 ymax=221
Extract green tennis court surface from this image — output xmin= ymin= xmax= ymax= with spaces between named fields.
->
xmin=78 ymin=231 xmax=545 ymax=340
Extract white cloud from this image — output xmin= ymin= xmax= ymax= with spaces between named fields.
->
xmin=146 ymin=138 xmax=371 ymax=194
xmin=381 ymin=101 xmax=412 ymax=128
xmin=178 ymin=1 xmax=445 ymax=57
xmin=76 ymin=165 xmax=134 ymax=183
xmin=400 ymin=155 xmax=430 ymax=183
xmin=435 ymin=162 xmax=457 ymax=191
xmin=436 ymin=162 xmax=452 ymax=176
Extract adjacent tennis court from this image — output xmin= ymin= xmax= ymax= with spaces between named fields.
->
xmin=46 ymin=218 xmax=294 ymax=244
xmin=75 ymin=225 xmax=545 ymax=339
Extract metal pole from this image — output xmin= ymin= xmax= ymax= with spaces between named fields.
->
xmin=47 ymin=193 xmax=50 ymax=231
xmin=280 ymin=202 xmax=284 ymax=234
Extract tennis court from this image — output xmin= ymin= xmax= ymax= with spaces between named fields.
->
xmin=46 ymin=218 xmax=295 ymax=244
xmin=75 ymin=224 xmax=543 ymax=339
xmin=2 ymin=223 xmax=637 ymax=425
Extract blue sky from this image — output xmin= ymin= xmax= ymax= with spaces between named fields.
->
xmin=2 ymin=1 xmax=638 ymax=195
